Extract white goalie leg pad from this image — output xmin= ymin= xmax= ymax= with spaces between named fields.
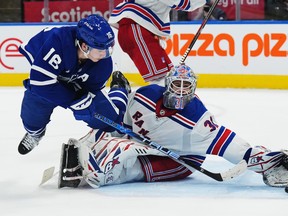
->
xmin=78 ymin=136 xmax=165 ymax=188
xmin=247 ymin=146 xmax=288 ymax=187
xmin=78 ymin=129 xmax=112 ymax=149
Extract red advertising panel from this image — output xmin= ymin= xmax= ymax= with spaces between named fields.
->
xmin=24 ymin=0 xmax=264 ymax=22
xmin=24 ymin=0 xmax=123 ymax=22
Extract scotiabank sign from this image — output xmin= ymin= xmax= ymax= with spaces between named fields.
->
xmin=24 ymin=0 xmax=264 ymax=22
xmin=24 ymin=0 xmax=122 ymax=22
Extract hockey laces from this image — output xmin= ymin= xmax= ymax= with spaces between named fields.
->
xmin=22 ymin=134 xmax=39 ymax=150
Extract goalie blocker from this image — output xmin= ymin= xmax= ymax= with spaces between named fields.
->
xmin=58 ymin=129 xmax=288 ymax=189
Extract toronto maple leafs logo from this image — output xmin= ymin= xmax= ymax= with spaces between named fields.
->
xmin=106 ymin=32 xmax=113 ymax=39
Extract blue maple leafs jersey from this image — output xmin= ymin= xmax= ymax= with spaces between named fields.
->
xmin=19 ymin=26 xmax=113 ymax=108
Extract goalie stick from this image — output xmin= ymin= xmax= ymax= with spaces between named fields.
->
xmin=179 ymin=0 xmax=221 ymax=64
xmin=94 ymin=113 xmax=247 ymax=182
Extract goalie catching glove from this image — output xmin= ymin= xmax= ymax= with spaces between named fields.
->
xmin=262 ymin=150 xmax=288 ymax=187
xmin=246 ymin=146 xmax=288 ymax=187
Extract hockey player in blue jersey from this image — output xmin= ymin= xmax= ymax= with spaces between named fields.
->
xmin=57 ymin=64 xmax=288 ymax=189
xmin=18 ymin=14 xmax=131 ymax=155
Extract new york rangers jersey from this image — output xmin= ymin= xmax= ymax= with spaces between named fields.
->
xmin=109 ymin=0 xmax=206 ymax=37
xmin=124 ymin=84 xmax=251 ymax=165
xmin=19 ymin=26 xmax=113 ymax=108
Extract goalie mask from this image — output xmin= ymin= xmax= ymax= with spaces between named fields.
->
xmin=163 ymin=64 xmax=197 ymax=110
xmin=76 ymin=14 xmax=115 ymax=58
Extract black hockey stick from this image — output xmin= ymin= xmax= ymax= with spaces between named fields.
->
xmin=179 ymin=0 xmax=221 ymax=64
xmin=94 ymin=113 xmax=247 ymax=182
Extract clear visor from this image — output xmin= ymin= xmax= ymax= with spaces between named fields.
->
xmin=89 ymin=45 xmax=114 ymax=59
xmin=77 ymin=39 xmax=114 ymax=60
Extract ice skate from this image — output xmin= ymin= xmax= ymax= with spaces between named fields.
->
xmin=110 ymin=71 xmax=131 ymax=93
xmin=18 ymin=131 xmax=45 ymax=155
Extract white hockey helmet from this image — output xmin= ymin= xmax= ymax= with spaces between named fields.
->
xmin=163 ymin=64 xmax=197 ymax=110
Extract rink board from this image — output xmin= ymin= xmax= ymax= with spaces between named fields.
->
xmin=0 ymin=21 xmax=287 ymax=88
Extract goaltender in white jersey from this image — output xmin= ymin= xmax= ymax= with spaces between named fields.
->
xmin=57 ymin=65 xmax=288 ymax=189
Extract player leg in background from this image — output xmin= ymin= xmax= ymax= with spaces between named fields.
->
xmin=118 ymin=18 xmax=174 ymax=85
xmin=18 ymin=89 xmax=55 ymax=155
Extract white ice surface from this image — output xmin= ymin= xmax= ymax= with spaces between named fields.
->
xmin=1 ymin=87 xmax=288 ymax=216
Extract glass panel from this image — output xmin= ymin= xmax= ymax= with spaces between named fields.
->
xmin=0 ymin=0 xmax=287 ymax=22
xmin=170 ymin=0 xmax=288 ymax=21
